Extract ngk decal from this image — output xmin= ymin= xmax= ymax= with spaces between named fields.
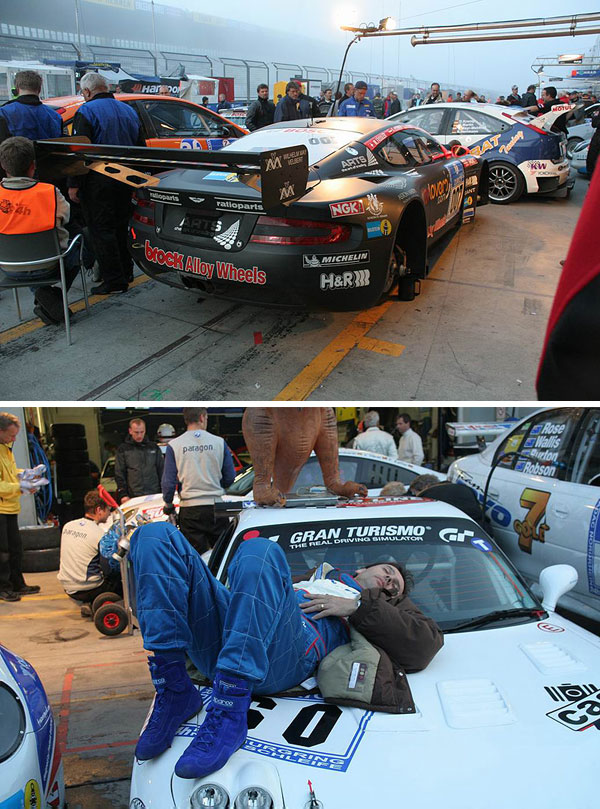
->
xmin=439 ymin=527 xmax=475 ymax=543
xmin=144 ymin=240 xmax=266 ymax=284
xmin=320 ymin=269 xmax=370 ymax=290
xmin=330 ymin=200 xmax=365 ymax=218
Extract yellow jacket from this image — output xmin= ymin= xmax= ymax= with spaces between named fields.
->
xmin=0 ymin=443 xmax=21 ymax=514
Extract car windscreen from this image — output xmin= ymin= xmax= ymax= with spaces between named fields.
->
xmin=221 ymin=127 xmax=363 ymax=165
xmin=232 ymin=516 xmax=537 ymax=630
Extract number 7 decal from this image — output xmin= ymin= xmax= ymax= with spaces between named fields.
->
xmin=514 ymin=488 xmax=550 ymax=554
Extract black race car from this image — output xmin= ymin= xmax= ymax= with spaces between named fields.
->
xmin=37 ymin=118 xmax=488 ymax=310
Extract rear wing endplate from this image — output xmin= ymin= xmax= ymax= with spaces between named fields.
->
xmin=34 ymin=136 xmax=309 ymax=211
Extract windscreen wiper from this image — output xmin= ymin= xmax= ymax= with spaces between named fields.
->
xmin=446 ymin=607 xmax=547 ymax=633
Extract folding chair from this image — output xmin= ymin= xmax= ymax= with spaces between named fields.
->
xmin=0 ymin=230 xmax=90 ymax=345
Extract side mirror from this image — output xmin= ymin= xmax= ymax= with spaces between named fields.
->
xmin=451 ymin=144 xmax=471 ymax=157
xmin=539 ymin=564 xmax=578 ymax=611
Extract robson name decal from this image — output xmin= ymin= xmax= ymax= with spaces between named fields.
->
xmin=320 ymin=269 xmax=370 ymax=290
xmin=144 ymin=240 xmax=266 ymax=284
xmin=303 ymin=251 xmax=370 ymax=268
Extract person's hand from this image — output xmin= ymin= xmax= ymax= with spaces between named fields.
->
xmin=163 ymin=502 xmax=176 ymax=515
xmin=68 ymin=187 xmax=80 ymax=203
xmin=120 ymin=496 xmax=130 ymax=504
xmin=300 ymin=593 xmax=360 ymax=620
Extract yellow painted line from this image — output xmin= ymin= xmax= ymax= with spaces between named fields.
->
xmin=0 ymin=274 xmax=149 ymax=346
xmin=274 ymin=301 xmax=395 ymax=400
xmin=1 ymin=609 xmax=75 ymax=619
xmin=357 ymin=336 xmax=405 ymax=357
xmin=17 ymin=593 xmax=70 ymax=602
xmin=60 ymin=690 xmax=154 ymax=705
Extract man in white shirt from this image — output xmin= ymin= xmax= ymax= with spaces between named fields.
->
xmin=352 ymin=411 xmax=398 ymax=459
xmin=58 ymin=490 xmax=121 ymax=603
xmin=396 ymin=413 xmax=425 ymax=465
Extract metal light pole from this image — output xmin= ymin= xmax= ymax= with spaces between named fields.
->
xmin=74 ymin=0 xmax=82 ymax=59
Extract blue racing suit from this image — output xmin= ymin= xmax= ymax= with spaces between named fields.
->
xmin=128 ymin=523 xmax=355 ymax=695
xmin=337 ymin=97 xmax=375 ymax=117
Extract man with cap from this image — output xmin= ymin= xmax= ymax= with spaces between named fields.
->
xmin=337 ymin=82 xmax=375 ymax=117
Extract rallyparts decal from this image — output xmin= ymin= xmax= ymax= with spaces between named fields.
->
xmin=175 ymin=690 xmax=373 ymax=772
xmin=546 ymin=685 xmax=600 ymax=731
xmin=144 ymin=240 xmax=266 ymax=285
xmin=587 ymin=498 xmax=600 ymax=596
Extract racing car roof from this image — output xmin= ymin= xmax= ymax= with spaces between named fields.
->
xmin=266 ymin=117 xmax=396 ymax=134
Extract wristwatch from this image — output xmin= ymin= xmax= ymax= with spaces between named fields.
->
xmin=355 ymin=597 xmax=361 ymax=611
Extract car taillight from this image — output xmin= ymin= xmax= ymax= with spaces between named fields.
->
xmin=132 ymin=195 xmax=155 ymax=226
xmin=250 ymin=216 xmax=350 ymax=245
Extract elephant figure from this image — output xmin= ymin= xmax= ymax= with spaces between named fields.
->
xmin=242 ymin=407 xmax=368 ymax=506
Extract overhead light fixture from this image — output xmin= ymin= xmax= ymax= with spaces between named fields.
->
xmin=379 ymin=17 xmax=396 ymax=31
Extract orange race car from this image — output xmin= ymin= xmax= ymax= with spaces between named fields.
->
xmin=43 ymin=93 xmax=247 ymax=151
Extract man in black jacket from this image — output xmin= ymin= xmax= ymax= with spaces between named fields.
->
xmin=245 ymin=84 xmax=275 ymax=132
xmin=114 ymin=418 xmax=164 ymax=504
xmin=274 ymin=82 xmax=310 ymax=122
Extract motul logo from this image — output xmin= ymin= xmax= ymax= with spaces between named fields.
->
xmin=329 ymin=200 xmax=365 ymax=218
xmin=265 ymin=155 xmax=283 ymax=171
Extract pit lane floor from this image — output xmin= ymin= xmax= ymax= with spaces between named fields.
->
xmin=2 ymin=567 xmax=599 ymax=809
xmin=0 ymin=180 xmax=586 ymax=401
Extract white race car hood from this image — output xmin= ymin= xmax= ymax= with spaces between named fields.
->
xmin=130 ymin=616 xmax=600 ymax=809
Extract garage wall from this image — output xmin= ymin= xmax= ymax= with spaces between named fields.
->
xmin=41 ymin=407 xmax=102 ymax=468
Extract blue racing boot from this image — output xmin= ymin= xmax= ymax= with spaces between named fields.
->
xmin=175 ymin=671 xmax=251 ymax=779
xmin=135 ymin=655 xmax=205 ymax=761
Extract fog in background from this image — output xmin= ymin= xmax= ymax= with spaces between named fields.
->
xmin=2 ymin=0 xmax=598 ymax=96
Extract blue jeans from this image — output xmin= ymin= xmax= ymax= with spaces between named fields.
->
xmin=129 ymin=524 xmax=349 ymax=695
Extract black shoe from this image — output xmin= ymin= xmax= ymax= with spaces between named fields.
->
xmin=80 ymin=604 xmax=93 ymax=618
xmin=0 ymin=590 xmax=21 ymax=602
xmin=33 ymin=304 xmax=59 ymax=325
xmin=35 ymin=287 xmax=72 ymax=323
xmin=14 ymin=584 xmax=41 ymax=595
xmin=91 ymin=282 xmax=128 ymax=295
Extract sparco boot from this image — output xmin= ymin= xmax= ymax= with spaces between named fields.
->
xmin=135 ymin=654 xmax=204 ymax=761
xmin=175 ymin=671 xmax=251 ymax=778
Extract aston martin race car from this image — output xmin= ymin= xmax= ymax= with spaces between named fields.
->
xmin=0 ymin=644 xmax=64 ymax=809
xmin=37 ymin=117 xmax=488 ymax=310
xmin=448 ymin=407 xmax=600 ymax=622
xmin=128 ymin=497 xmax=600 ymax=809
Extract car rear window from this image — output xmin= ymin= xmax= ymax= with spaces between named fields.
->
xmin=222 ymin=127 xmax=363 ymax=165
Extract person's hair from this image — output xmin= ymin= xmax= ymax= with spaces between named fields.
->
xmin=363 ymin=410 xmax=380 ymax=428
xmin=409 ymin=473 xmax=440 ymax=495
xmin=15 ymin=70 xmax=43 ymax=94
xmin=543 ymin=86 xmax=557 ymax=99
xmin=84 ymin=490 xmax=108 ymax=513
xmin=354 ymin=81 xmax=367 ymax=91
xmin=431 ymin=82 xmax=440 ymax=89
xmin=183 ymin=407 xmax=207 ymax=425
xmin=286 ymin=81 xmax=300 ymax=93
xmin=380 ymin=481 xmax=407 ymax=496
xmin=527 ymin=84 xmax=536 ymax=92
xmin=0 ymin=136 xmax=34 ymax=177
xmin=397 ymin=412 xmax=412 ymax=426
xmin=80 ymin=72 xmax=109 ymax=94
xmin=324 ymin=87 xmax=332 ymax=95
xmin=0 ymin=412 xmax=20 ymax=431
xmin=257 ymin=83 xmax=268 ymax=92
xmin=362 ymin=560 xmax=414 ymax=595
xmin=129 ymin=417 xmax=145 ymax=428
xmin=344 ymin=82 xmax=353 ymax=94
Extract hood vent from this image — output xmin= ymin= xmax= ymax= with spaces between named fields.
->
xmin=437 ymin=679 xmax=516 ymax=729
xmin=519 ymin=642 xmax=587 ymax=675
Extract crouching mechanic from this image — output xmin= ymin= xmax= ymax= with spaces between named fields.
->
xmin=126 ymin=521 xmax=443 ymax=779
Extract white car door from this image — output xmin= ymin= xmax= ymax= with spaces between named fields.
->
xmin=446 ymin=107 xmax=512 ymax=150
xmin=390 ymin=106 xmax=449 ymax=144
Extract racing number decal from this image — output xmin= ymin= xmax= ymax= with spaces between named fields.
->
xmin=248 ymin=698 xmax=342 ymax=747
xmin=513 ymin=487 xmax=550 ymax=553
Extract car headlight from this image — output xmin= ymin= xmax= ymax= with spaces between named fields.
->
xmin=190 ymin=784 xmax=229 ymax=808
xmin=235 ymin=787 xmax=273 ymax=809
xmin=0 ymin=683 xmax=26 ymax=762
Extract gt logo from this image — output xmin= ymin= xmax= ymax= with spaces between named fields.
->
xmin=439 ymin=527 xmax=474 ymax=543
xmin=547 ymin=688 xmax=600 ymax=731
xmin=265 ymin=155 xmax=283 ymax=171
xmin=514 ymin=488 xmax=550 ymax=554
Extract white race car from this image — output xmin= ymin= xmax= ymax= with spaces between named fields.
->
xmin=128 ymin=497 xmax=600 ymax=809
xmin=0 ymin=644 xmax=65 ymax=809
xmin=570 ymin=137 xmax=591 ymax=177
xmin=448 ymin=407 xmax=600 ymax=622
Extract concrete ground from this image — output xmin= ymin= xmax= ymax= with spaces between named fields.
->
xmin=0 ymin=180 xmax=587 ymax=401
xmin=2 ymin=565 xmax=599 ymax=809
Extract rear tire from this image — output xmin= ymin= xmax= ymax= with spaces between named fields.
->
xmin=566 ymin=136 xmax=583 ymax=159
xmin=487 ymin=161 xmax=524 ymax=204
xmin=94 ymin=603 xmax=128 ymax=636
xmin=92 ymin=592 xmax=122 ymax=615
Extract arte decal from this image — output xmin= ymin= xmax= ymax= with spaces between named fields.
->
xmin=320 ymin=269 xmax=370 ymax=290
xmin=330 ymin=200 xmax=365 ymax=217
xmin=144 ymin=240 xmax=266 ymax=284
xmin=303 ymin=251 xmax=370 ymax=268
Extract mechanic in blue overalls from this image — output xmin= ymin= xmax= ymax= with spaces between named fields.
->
xmin=108 ymin=520 xmax=442 ymax=779
xmin=0 ymin=70 xmax=62 ymax=144
xmin=337 ymin=81 xmax=375 ymax=117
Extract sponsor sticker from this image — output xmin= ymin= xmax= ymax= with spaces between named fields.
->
xmin=320 ymin=269 xmax=371 ymax=290
xmin=545 ymin=683 xmax=599 ymax=703
xmin=528 ymin=161 xmax=548 ymax=171
xmin=341 ymin=155 xmax=368 ymax=171
xmin=439 ymin=527 xmax=475 ymax=543
xmin=537 ymin=622 xmax=565 ymax=633
xmin=365 ymin=193 xmax=384 ymax=216
xmin=470 ymin=537 xmax=492 ymax=552
xmin=213 ymin=220 xmax=240 ymax=249
xmin=470 ymin=133 xmax=501 ymax=157
xmin=546 ymin=686 xmax=600 ymax=731
xmin=180 ymin=138 xmax=203 ymax=150
xmin=302 ymin=251 xmax=370 ymax=268
xmin=366 ymin=219 xmax=392 ymax=238
xmin=148 ymin=189 xmax=181 ymax=205
xmin=25 ymin=780 xmax=41 ymax=809
xmin=215 ymin=199 xmax=264 ymax=212
xmin=329 ymin=200 xmax=365 ymax=217
xmin=143 ymin=240 xmax=266 ymax=285
xmin=498 ymin=129 xmax=524 ymax=154
xmin=203 ymin=171 xmax=239 ymax=182
xmin=364 ymin=124 xmax=409 ymax=150
xmin=345 ymin=146 xmax=359 ymax=156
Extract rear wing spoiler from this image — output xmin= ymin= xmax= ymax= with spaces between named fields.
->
xmin=532 ymin=102 xmax=578 ymax=132
xmin=34 ymin=136 xmax=309 ymax=211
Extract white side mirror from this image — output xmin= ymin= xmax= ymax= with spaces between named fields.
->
xmin=539 ymin=564 xmax=578 ymax=611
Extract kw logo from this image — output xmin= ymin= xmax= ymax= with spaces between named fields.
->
xmin=280 ymin=182 xmax=295 ymax=201
xmin=265 ymin=155 xmax=283 ymax=171
xmin=213 ymin=221 xmax=240 ymax=250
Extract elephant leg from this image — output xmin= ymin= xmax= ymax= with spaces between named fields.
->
xmin=314 ymin=409 xmax=368 ymax=498
xmin=242 ymin=409 xmax=285 ymax=506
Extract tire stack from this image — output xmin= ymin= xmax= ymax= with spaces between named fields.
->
xmin=52 ymin=423 xmax=94 ymax=527
xmin=21 ymin=525 xmax=61 ymax=573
